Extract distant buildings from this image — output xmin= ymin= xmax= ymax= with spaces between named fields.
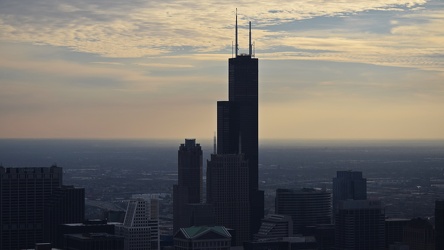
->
xmin=335 ymin=199 xmax=385 ymax=250
xmin=173 ymin=139 xmax=203 ymax=233
xmin=0 ymin=165 xmax=84 ymax=249
xmin=275 ymin=188 xmax=331 ymax=234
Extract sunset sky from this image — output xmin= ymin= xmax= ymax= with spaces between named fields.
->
xmin=1 ymin=0 xmax=443 ymax=140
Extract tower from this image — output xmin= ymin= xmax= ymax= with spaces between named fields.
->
xmin=0 ymin=166 xmax=63 ymax=249
xmin=335 ymin=200 xmax=385 ymax=250
xmin=173 ymin=139 xmax=203 ymax=233
xmin=332 ymin=170 xmax=367 ymax=212
xmin=213 ymin=10 xmax=264 ymax=239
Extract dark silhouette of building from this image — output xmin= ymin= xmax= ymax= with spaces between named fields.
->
xmin=174 ymin=226 xmax=232 ymax=250
xmin=206 ymin=153 xmax=250 ymax=245
xmin=173 ymin=139 xmax=205 ymax=233
xmin=243 ymin=236 xmax=317 ymax=250
xmin=255 ymin=214 xmax=293 ymax=240
xmin=332 ymin=170 xmax=367 ymax=212
xmin=436 ymin=200 xmax=444 ymax=250
xmin=385 ymin=218 xmax=410 ymax=248
xmin=44 ymin=185 xmax=85 ymax=247
xmin=334 ymin=200 xmax=385 ymax=250
xmin=403 ymin=218 xmax=435 ymax=250
xmin=212 ymin=11 xmax=264 ymax=240
xmin=275 ymin=188 xmax=331 ymax=234
xmin=64 ymin=233 xmax=124 ymax=250
xmin=0 ymin=166 xmax=63 ymax=249
xmin=59 ymin=219 xmax=117 ymax=247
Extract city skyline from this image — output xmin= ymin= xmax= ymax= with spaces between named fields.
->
xmin=1 ymin=0 xmax=443 ymax=140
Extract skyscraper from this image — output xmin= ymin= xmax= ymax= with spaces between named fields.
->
xmin=275 ymin=188 xmax=331 ymax=234
xmin=116 ymin=198 xmax=159 ymax=250
xmin=332 ymin=170 xmax=367 ymax=212
xmin=173 ymin=139 xmax=204 ymax=233
xmin=213 ymin=11 xmax=264 ymax=238
xmin=0 ymin=166 xmax=63 ymax=249
xmin=335 ymin=200 xmax=385 ymax=250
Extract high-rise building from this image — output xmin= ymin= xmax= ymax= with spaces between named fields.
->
xmin=44 ymin=185 xmax=85 ymax=247
xmin=174 ymin=226 xmax=232 ymax=250
xmin=332 ymin=170 xmax=367 ymax=212
xmin=206 ymin=153 xmax=250 ymax=245
xmin=275 ymin=188 xmax=331 ymax=234
xmin=213 ymin=11 xmax=264 ymax=239
xmin=116 ymin=198 xmax=159 ymax=250
xmin=254 ymin=214 xmax=293 ymax=239
xmin=403 ymin=218 xmax=435 ymax=250
xmin=436 ymin=200 xmax=444 ymax=250
xmin=0 ymin=166 xmax=63 ymax=249
xmin=335 ymin=200 xmax=385 ymax=250
xmin=173 ymin=139 xmax=205 ymax=233
xmin=385 ymin=218 xmax=410 ymax=248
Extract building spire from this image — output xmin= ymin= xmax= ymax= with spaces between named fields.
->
xmin=235 ymin=8 xmax=238 ymax=57
xmin=249 ymin=21 xmax=252 ymax=56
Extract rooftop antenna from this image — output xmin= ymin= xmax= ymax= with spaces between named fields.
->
xmin=231 ymin=41 xmax=233 ymax=58
xmin=235 ymin=8 xmax=238 ymax=57
xmin=249 ymin=21 xmax=252 ymax=56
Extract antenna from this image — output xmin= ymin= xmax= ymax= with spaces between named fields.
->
xmin=235 ymin=8 xmax=238 ymax=57
xmin=249 ymin=21 xmax=252 ymax=56
xmin=231 ymin=41 xmax=233 ymax=58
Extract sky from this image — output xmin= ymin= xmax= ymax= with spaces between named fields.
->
xmin=0 ymin=0 xmax=443 ymax=140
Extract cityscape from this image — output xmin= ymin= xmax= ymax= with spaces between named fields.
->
xmin=1 ymin=1 xmax=444 ymax=250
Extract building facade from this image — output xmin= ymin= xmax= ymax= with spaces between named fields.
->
xmin=0 ymin=166 xmax=63 ymax=249
xmin=173 ymin=139 xmax=203 ymax=234
xmin=332 ymin=170 xmax=367 ymax=212
xmin=335 ymin=200 xmax=385 ymax=250
xmin=174 ymin=226 xmax=232 ymax=250
xmin=116 ymin=198 xmax=159 ymax=250
xmin=206 ymin=153 xmax=250 ymax=245
xmin=275 ymin=188 xmax=331 ymax=234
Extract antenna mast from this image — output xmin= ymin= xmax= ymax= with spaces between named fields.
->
xmin=249 ymin=21 xmax=252 ymax=56
xmin=235 ymin=8 xmax=238 ymax=57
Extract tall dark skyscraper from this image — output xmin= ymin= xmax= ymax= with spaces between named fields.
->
xmin=0 ymin=165 xmax=83 ymax=249
xmin=332 ymin=170 xmax=367 ymax=212
xmin=173 ymin=139 xmax=203 ymax=233
xmin=214 ymin=12 xmax=264 ymax=238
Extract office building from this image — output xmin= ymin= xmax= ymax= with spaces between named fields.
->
xmin=275 ymin=188 xmax=331 ymax=234
xmin=0 ymin=166 xmax=63 ymax=250
xmin=332 ymin=170 xmax=367 ymax=212
xmin=116 ymin=198 xmax=159 ymax=250
xmin=403 ymin=218 xmax=434 ymax=250
xmin=212 ymin=11 xmax=264 ymax=239
xmin=174 ymin=226 xmax=232 ymax=250
xmin=64 ymin=233 xmax=124 ymax=250
xmin=206 ymin=153 xmax=250 ymax=245
xmin=334 ymin=200 xmax=385 ymax=250
xmin=255 ymin=214 xmax=293 ymax=239
xmin=385 ymin=218 xmax=410 ymax=248
xmin=243 ymin=236 xmax=317 ymax=250
xmin=44 ymin=185 xmax=85 ymax=247
xmin=436 ymin=200 xmax=444 ymax=250
xmin=173 ymin=139 xmax=204 ymax=233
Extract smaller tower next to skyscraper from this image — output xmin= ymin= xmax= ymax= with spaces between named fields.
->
xmin=333 ymin=170 xmax=367 ymax=212
xmin=173 ymin=139 xmax=203 ymax=233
